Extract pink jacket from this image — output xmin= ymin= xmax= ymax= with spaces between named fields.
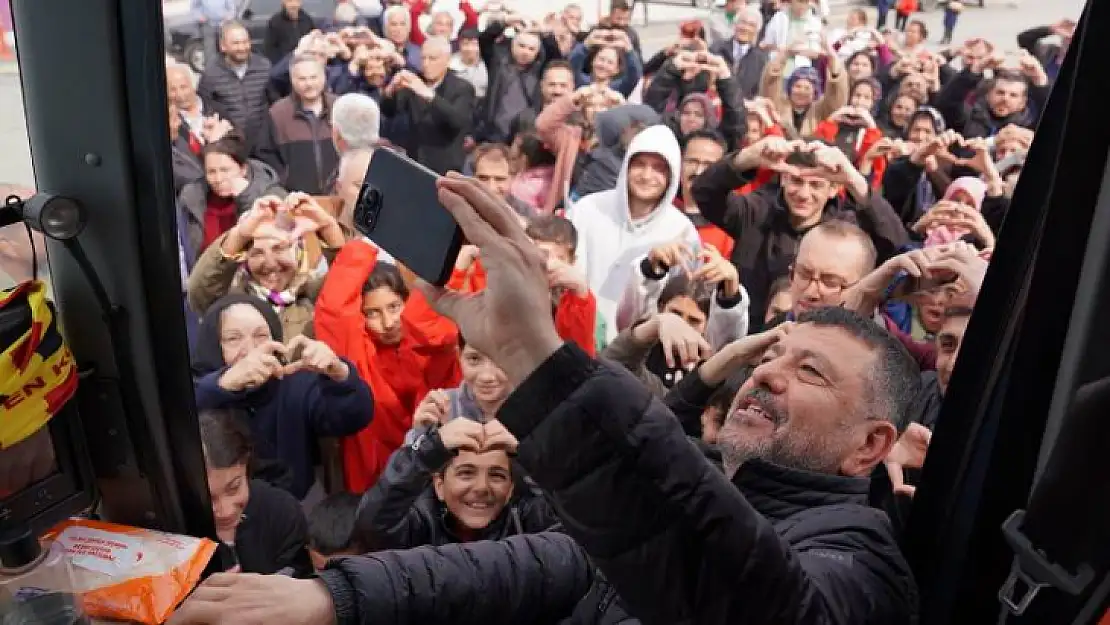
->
xmin=535 ymin=94 xmax=584 ymax=213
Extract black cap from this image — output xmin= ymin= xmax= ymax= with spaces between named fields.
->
xmin=0 ymin=527 xmax=43 ymax=568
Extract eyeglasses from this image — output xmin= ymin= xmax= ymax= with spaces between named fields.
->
xmin=790 ymin=264 xmax=856 ymax=292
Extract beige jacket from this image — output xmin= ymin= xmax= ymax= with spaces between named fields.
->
xmin=186 ymin=231 xmax=323 ymax=340
xmin=760 ymin=56 xmax=849 ymax=139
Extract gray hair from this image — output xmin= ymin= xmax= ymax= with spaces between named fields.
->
xmin=738 ymin=5 xmax=764 ymax=28
xmin=333 ymin=2 xmax=359 ymax=24
xmin=795 ymin=306 xmax=922 ymax=431
xmin=383 ymin=5 xmax=411 ymax=27
xmin=423 ymin=35 xmax=452 ymax=56
xmin=166 ymin=61 xmax=198 ymax=88
xmin=332 ymin=93 xmax=382 ymax=150
xmin=290 ymin=53 xmax=326 ymax=74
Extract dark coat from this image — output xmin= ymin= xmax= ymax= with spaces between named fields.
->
xmin=171 ymin=138 xmax=204 ymax=196
xmin=319 ymin=532 xmax=594 ymax=624
xmin=355 ymin=425 xmax=560 ymax=550
xmin=691 ymin=160 xmax=910 ymax=330
xmin=176 ymin=159 xmax=286 ymax=270
xmin=255 ymin=93 xmax=340 ymax=195
xmin=500 ymin=344 xmax=919 ymax=625
xmin=263 ymin=9 xmax=317 ymax=63
xmin=934 ymin=68 xmax=1048 ymax=139
xmin=475 ymin=21 xmax=561 ymax=143
xmin=315 ymin=345 xmax=919 ymax=625
xmin=233 ymin=479 xmax=313 ymax=576
xmin=197 ymin=54 xmax=273 ymax=150
xmin=709 ymin=38 xmax=769 ymax=99
xmin=191 ymin=295 xmax=374 ymax=500
xmin=379 ymin=71 xmax=475 ymax=175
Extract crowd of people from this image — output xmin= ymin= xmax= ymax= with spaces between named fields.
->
xmin=0 ymin=0 xmax=1078 ymax=622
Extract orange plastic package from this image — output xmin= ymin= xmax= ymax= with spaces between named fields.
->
xmin=41 ymin=518 xmax=217 ymax=624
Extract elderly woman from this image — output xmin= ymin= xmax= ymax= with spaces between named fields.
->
xmin=760 ymin=49 xmax=849 ymax=138
xmin=192 ymin=294 xmax=373 ymax=500
xmin=186 ymin=193 xmax=344 ymax=341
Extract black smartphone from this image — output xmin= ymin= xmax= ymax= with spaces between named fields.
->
xmin=353 ymin=149 xmax=463 ymax=286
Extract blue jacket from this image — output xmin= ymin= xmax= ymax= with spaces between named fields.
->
xmin=194 ymin=360 xmax=373 ymax=499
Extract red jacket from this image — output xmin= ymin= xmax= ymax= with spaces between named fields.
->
xmin=448 ymin=259 xmax=598 ymax=356
xmin=314 ymin=240 xmax=461 ymax=492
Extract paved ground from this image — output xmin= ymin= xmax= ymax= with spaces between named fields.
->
xmin=0 ymin=0 xmax=1086 ymax=188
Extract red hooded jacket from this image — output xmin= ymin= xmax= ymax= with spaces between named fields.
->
xmin=314 ymin=240 xmax=461 ymax=492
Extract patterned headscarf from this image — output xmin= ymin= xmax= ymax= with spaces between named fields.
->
xmin=232 ymin=238 xmax=314 ymax=311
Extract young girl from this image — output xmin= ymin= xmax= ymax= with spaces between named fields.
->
xmin=314 ymin=240 xmax=462 ymax=492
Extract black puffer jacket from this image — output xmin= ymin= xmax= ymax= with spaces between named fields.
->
xmin=319 ymin=532 xmax=594 ymax=625
xmin=355 ymin=426 xmax=560 ymax=550
xmin=318 ymin=344 xmax=918 ymax=624
xmin=502 ymin=344 xmax=918 ymax=625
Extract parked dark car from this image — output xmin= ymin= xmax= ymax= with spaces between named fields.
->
xmin=165 ymin=0 xmax=337 ymax=71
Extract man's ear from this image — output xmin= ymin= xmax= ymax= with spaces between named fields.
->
xmin=432 ymin=472 xmax=446 ymax=501
xmin=840 ymin=420 xmax=898 ymax=477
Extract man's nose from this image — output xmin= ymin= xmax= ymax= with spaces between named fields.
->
xmin=749 ymin=362 xmax=789 ymax=395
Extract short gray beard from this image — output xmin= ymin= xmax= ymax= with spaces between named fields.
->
xmin=719 ymin=423 xmax=847 ymax=478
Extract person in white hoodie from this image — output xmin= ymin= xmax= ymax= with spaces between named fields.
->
xmin=568 ymin=124 xmax=700 ymax=342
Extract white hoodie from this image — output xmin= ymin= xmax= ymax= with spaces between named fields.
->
xmin=568 ymin=125 xmax=700 ymax=342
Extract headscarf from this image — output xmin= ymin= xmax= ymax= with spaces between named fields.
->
xmin=231 ymin=238 xmax=313 ymax=311
xmin=910 ymin=105 xmax=946 ymax=134
xmin=191 ymin=294 xmax=284 ymax=377
xmin=924 ymin=176 xmax=988 ymax=247
xmin=785 ymin=66 xmax=822 ymax=99
xmin=677 ymin=93 xmax=718 ymax=132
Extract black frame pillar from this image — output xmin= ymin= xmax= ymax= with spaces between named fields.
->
xmin=10 ymin=0 xmax=213 ymax=537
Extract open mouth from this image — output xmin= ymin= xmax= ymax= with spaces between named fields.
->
xmin=462 ymin=500 xmax=494 ymax=513
xmin=736 ymin=394 xmax=781 ymax=427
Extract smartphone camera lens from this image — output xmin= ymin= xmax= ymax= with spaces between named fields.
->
xmin=354 ymin=184 xmax=384 ymax=234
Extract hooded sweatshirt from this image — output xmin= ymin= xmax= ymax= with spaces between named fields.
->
xmin=569 ymin=125 xmax=701 ymax=342
xmin=572 ymin=104 xmax=662 ymax=199
xmin=313 ymin=239 xmax=462 ymax=493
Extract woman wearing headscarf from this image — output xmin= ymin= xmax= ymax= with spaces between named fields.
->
xmin=314 ymin=239 xmax=462 ymax=493
xmin=192 ymin=294 xmax=374 ymax=500
xmin=760 ymin=48 xmax=848 ymax=139
xmin=187 ymin=194 xmax=345 ymax=341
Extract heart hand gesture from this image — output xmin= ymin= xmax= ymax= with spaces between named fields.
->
xmin=283 ymin=335 xmax=349 ymax=381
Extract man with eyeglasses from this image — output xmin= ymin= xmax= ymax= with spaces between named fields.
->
xmin=690 ymin=135 xmax=908 ymax=332
xmin=677 ymin=130 xmax=732 ymax=258
xmin=784 ymin=219 xmax=875 ymax=320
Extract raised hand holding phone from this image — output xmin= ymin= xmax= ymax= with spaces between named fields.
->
xmin=414 ymin=173 xmax=563 ymax=385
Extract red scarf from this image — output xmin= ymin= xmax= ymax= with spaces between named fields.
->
xmin=202 ymin=193 xmax=237 ymax=252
